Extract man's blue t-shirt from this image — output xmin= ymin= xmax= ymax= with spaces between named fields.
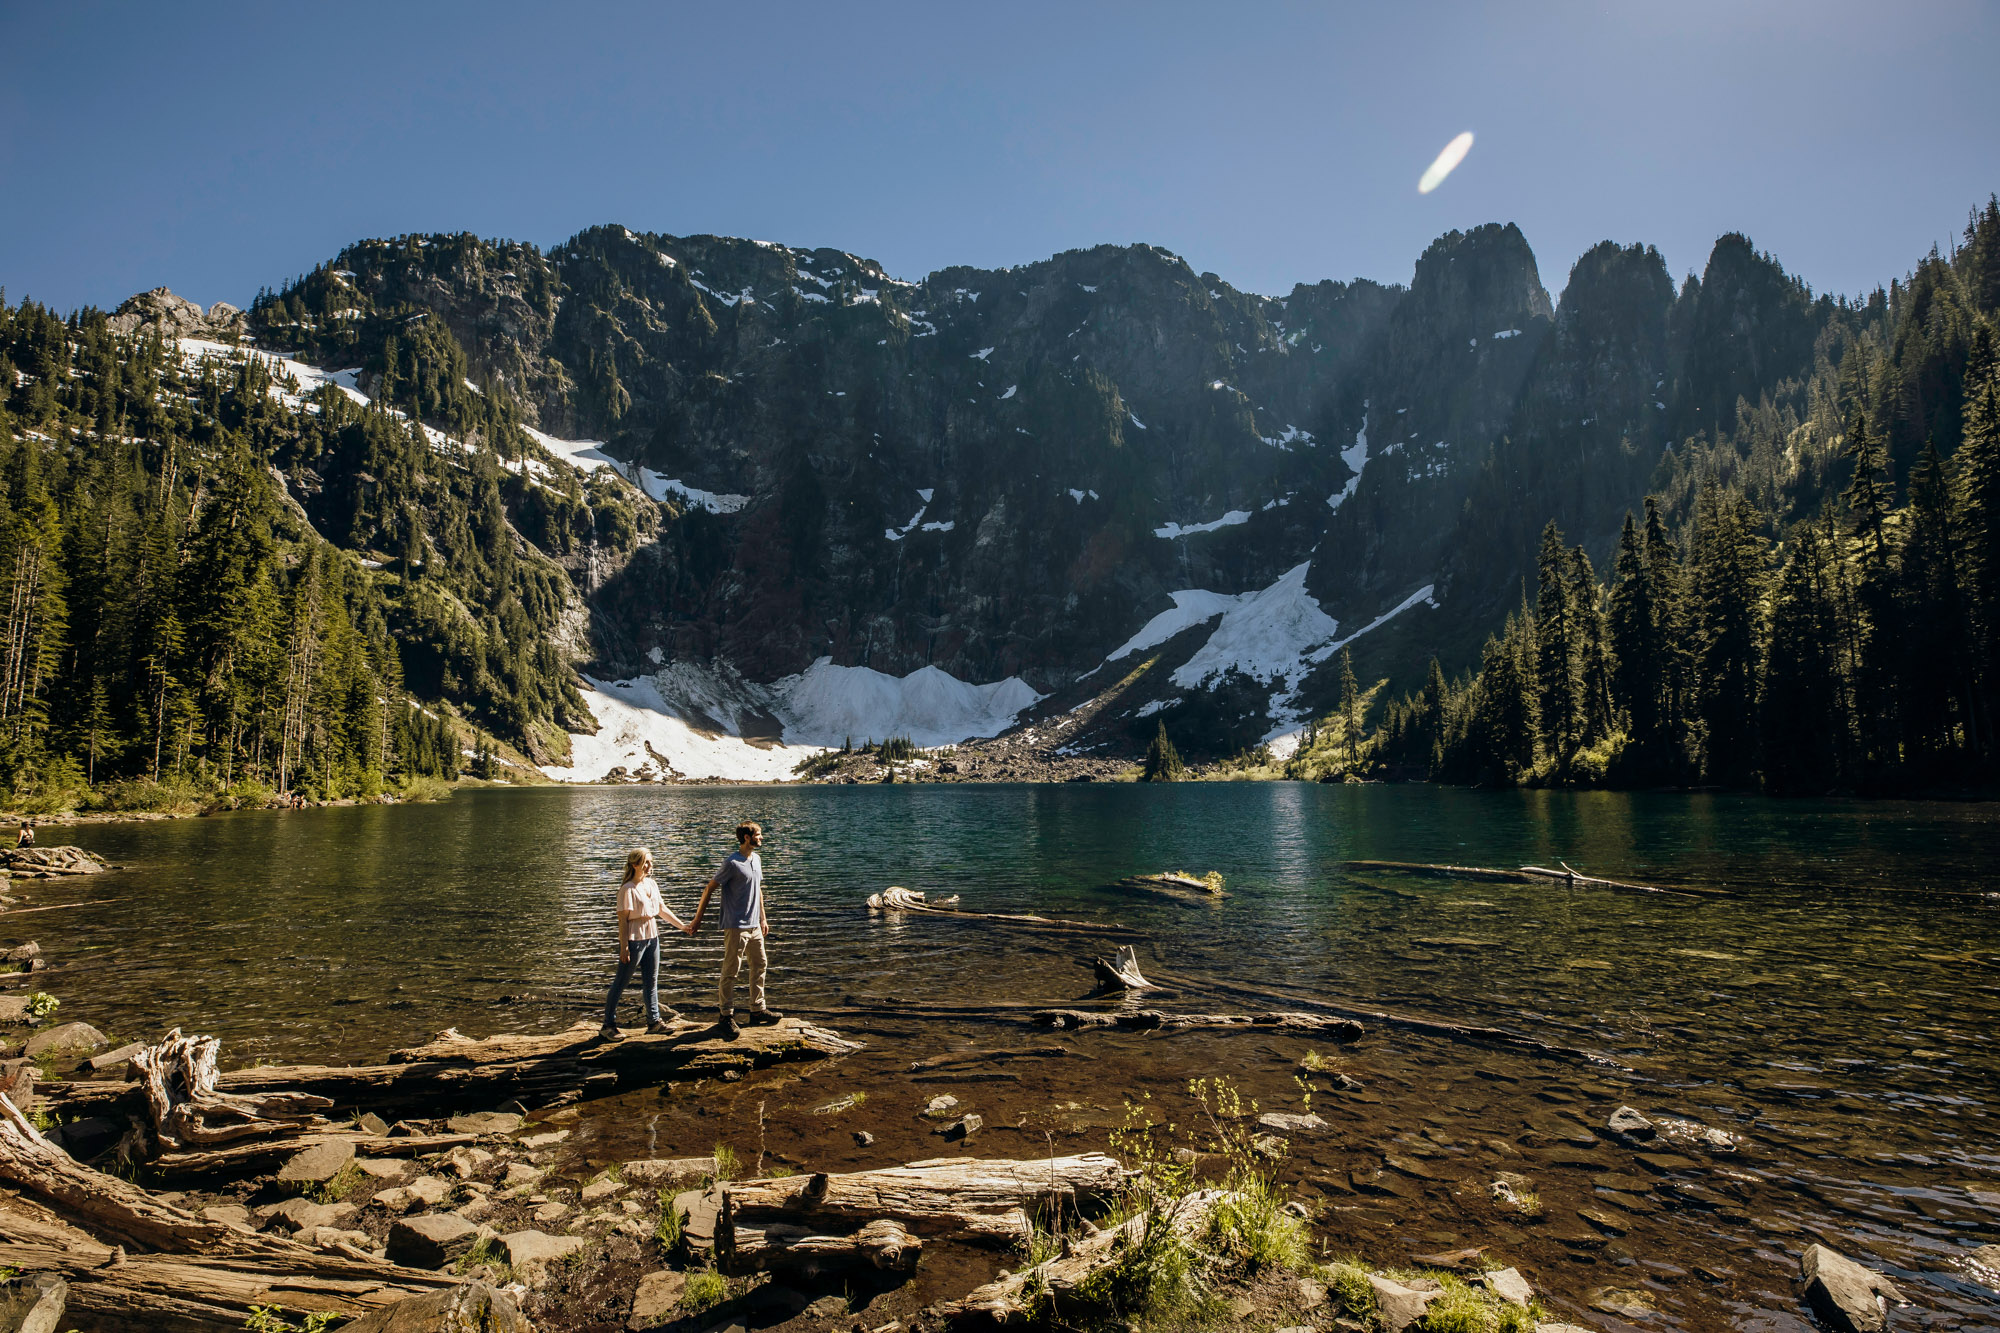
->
xmin=715 ymin=851 xmax=763 ymax=930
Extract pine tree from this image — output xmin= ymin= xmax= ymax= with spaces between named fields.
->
xmin=1337 ymin=648 xmax=1362 ymax=769
xmin=1959 ymin=362 xmax=2000 ymax=762
xmin=1534 ymin=521 xmax=1583 ymax=769
xmin=1141 ymin=721 xmax=1185 ymax=782
xmin=1898 ymin=442 xmax=1971 ymax=774
xmin=1689 ymin=488 xmax=1767 ymax=785
xmin=1569 ymin=547 xmax=1614 ymax=747
xmin=1763 ymin=519 xmax=1846 ymax=793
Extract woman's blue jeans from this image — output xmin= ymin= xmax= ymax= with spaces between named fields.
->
xmin=604 ymin=936 xmax=661 ymax=1026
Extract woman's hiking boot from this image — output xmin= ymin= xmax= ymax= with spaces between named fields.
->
xmin=598 ymin=1024 xmax=620 ymax=1042
xmin=645 ymin=1017 xmax=674 ymax=1035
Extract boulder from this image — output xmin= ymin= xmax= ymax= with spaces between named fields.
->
xmin=358 ymin=1112 xmax=392 ymax=1135
xmin=404 ymin=1173 xmax=453 ymax=1207
xmin=0 ymin=1058 xmax=32 ymax=1103
xmin=24 ymin=1022 xmax=107 ymax=1057
xmin=0 ymin=1271 xmax=67 ymax=1333
xmin=2 ymin=942 xmax=39 ymax=964
xmin=934 ymin=1113 xmax=983 ymax=1141
xmin=261 ymin=1198 xmax=358 ymax=1234
xmin=1801 ymin=1243 xmax=1905 ymax=1333
xmin=502 ymin=1162 xmax=542 ymax=1189
xmin=387 ymin=1213 xmax=480 ymax=1269
xmin=498 ymin=1229 xmax=587 ymax=1284
xmin=276 ymin=1138 xmax=356 ymax=1185
xmin=533 ymin=1202 xmax=570 ymax=1224
xmin=1257 ymin=1112 xmax=1329 ymax=1133
xmin=1367 ymin=1275 xmax=1441 ymax=1333
xmin=337 ymin=1280 xmax=532 ymax=1333
xmin=921 ymin=1094 xmax=960 ymax=1119
xmin=581 ymin=1176 xmax=625 ymax=1201
xmin=357 ymin=1157 xmax=410 ymax=1179
xmin=1607 ymin=1105 xmax=1657 ymax=1139
xmin=1484 ymin=1267 xmax=1534 ymax=1307
xmin=444 ymin=1146 xmax=494 ymax=1179
xmin=446 ymin=1111 xmax=523 ymax=1136
xmin=629 ymin=1269 xmax=687 ymax=1329
xmin=0 ymin=997 xmax=31 ymax=1026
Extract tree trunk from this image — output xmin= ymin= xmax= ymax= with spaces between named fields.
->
xmin=675 ymin=1153 xmax=1126 ymax=1258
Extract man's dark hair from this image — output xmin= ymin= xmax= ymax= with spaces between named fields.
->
xmin=737 ymin=821 xmax=762 ymax=844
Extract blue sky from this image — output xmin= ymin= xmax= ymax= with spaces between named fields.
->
xmin=4 ymin=2 xmax=1996 ymax=313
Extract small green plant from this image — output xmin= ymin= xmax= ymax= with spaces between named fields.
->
xmin=1323 ymin=1258 xmax=1377 ymax=1316
xmin=0 ymin=1264 xmax=17 ymax=1282
xmin=710 ymin=1143 xmax=738 ymax=1182
xmin=244 ymin=1307 xmax=341 ymax=1333
xmin=681 ymin=1268 xmax=727 ymax=1313
xmin=1513 ymin=1189 xmax=1542 ymax=1216
xmin=454 ymin=1234 xmax=505 ymax=1277
xmin=655 ymin=1189 xmax=685 ymax=1251
xmin=24 ymin=992 xmax=57 ymax=1023
xmin=308 ymin=1161 xmax=364 ymax=1204
xmin=1297 ymin=1049 xmax=1329 ymax=1073
xmin=769 ymin=1164 xmax=797 ymax=1179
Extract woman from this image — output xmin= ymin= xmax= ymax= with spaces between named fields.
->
xmin=600 ymin=847 xmax=691 ymax=1040
xmin=15 ymin=819 xmax=32 ymax=848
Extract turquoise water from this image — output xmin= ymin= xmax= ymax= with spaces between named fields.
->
xmin=22 ymin=784 xmax=2000 ymax=1328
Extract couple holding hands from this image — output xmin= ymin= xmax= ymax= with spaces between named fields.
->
xmin=601 ymin=820 xmax=778 ymax=1042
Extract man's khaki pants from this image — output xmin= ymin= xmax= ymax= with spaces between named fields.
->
xmin=719 ymin=927 xmax=768 ymax=1014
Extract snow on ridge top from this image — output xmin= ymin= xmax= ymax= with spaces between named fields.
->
xmin=1155 ymin=510 xmax=1251 ymax=540
xmin=176 ymin=338 xmax=366 ymax=409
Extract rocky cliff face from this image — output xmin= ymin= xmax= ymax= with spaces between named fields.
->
xmin=219 ymin=219 xmax=1838 ymax=766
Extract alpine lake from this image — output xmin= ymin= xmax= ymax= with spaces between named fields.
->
xmin=28 ymin=783 xmax=2000 ymax=1330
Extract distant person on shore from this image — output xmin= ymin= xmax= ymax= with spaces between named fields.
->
xmin=600 ymin=846 xmax=691 ymax=1041
xmin=688 ymin=821 xmax=779 ymax=1040
xmin=14 ymin=819 xmax=32 ymax=848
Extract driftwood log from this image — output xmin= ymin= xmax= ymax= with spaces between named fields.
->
xmin=0 ymin=1093 xmax=456 ymax=1331
xmin=867 ymin=887 xmax=1129 ymax=935
xmin=1036 ymin=1009 xmax=1365 ymax=1039
xmin=1 ymin=846 xmax=109 ymax=876
xmin=1113 ymin=873 xmax=1227 ymax=904
xmin=1091 ymin=944 xmax=1158 ymax=994
xmin=710 ymin=1187 xmax=921 ymax=1277
xmin=42 ymin=1016 xmax=861 ymax=1123
xmin=942 ymin=1188 xmax=1237 ymax=1325
xmin=1345 ymin=859 xmax=1721 ymax=899
xmin=676 ymin=1153 xmax=1127 ymax=1271
xmin=135 ymin=1028 xmax=334 ymax=1148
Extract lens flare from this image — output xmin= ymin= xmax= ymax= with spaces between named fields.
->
xmin=1417 ymin=131 xmax=1475 ymax=194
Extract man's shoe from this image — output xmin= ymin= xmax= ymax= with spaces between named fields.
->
xmin=717 ymin=1013 xmax=741 ymax=1040
xmin=598 ymin=1024 xmax=620 ymax=1042
xmin=745 ymin=1008 xmax=784 ymax=1025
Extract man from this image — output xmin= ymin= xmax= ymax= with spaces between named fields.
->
xmin=689 ymin=820 xmax=781 ymax=1039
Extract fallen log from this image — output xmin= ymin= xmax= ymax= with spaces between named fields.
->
xmin=676 ymin=1154 xmax=1127 ymax=1257
xmin=1345 ymin=859 xmax=1721 ymax=898
xmin=136 ymin=1028 xmax=334 ymax=1148
xmin=866 ymin=887 xmax=1129 ymax=935
xmin=712 ymin=1187 xmax=920 ymax=1277
xmin=906 ymin=1046 xmax=1081 ymax=1073
xmin=39 ymin=1016 xmax=862 ymax=1123
xmin=1092 ymin=944 xmax=1158 ymax=994
xmin=1113 ymin=872 xmax=1228 ymax=904
xmin=1035 ymin=1009 xmax=1365 ymax=1039
xmin=0 ymin=1093 xmax=457 ymax=1331
xmin=943 ymin=1188 xmax=1237 ymax=1325
xmin=150 ymin=1129 xmax=473 ymax=1180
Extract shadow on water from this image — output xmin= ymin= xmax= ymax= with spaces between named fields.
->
xmin=32 ymin=783 xmax=2000 ymax=1329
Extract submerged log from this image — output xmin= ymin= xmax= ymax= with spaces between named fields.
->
xmin=0 ymin=1093 xmax=455 ymax=1330
xmin=1346 ymin=859 xmax=1720 ymax=898
xmin=40 ymin=1017 xmax=862 ymax=1123
xmin=943 ymin=1188 xmax=1237 ymax=1325
xmin=1091 ymin=944 xmax=1158 ymax=994
xmin=1114 ymin=872 xmax=1228 ymax=904
xmin=865 ymin=888 xmax=1129 ymax=935
xmin=1035 ymin=1009 xmax=1366 ymax=1039
xmin=676 ymin=1154 xmax=1127 ymax=1262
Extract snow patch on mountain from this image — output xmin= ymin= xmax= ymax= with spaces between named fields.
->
xmin=1171 ymin=563 xmax=1337 ymax=691
xmin=1107 ymin=589 xmax=1251 ymax=662
xmin=1155 ymin=510 xmax=1251 ymax=539
xmin=639 ymin=469 xmax=750 ymax=514
xmin=1328 ymin=411 xmax=1370 ymax=512
xmin=543 ymin=656 xmax=1044 ymax=782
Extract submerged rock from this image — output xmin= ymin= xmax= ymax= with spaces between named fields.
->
xmin=1606 ymin=1105 xmax=1656 ymax=1139
xmin=1801 ymin=1243 xmax=1905 ymax=1333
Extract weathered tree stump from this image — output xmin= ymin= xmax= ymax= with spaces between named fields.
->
xmin=134 ymin=1028 xmax=334 ymax=1149
xmin=1091 ymin=944 xmax=1158 ymax=993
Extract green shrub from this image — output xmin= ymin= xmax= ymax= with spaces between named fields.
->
xmin=393 ymin=774 xmax=456 ymax=803
xmin=681 ymin=1268 xmax=727 ymax=1313
xmin=1324 ymin=1259 xmax=1376 ymax=1315
xmin=710 ymin=1144 xmax=738 ymax=1182
xmin=208 ymin=778 xmax=278 ymax=811
xmin=24 ymin=992 xmax=57 ymax=1024
xmin=655 ymin=1189 xmax=684 ymax=1251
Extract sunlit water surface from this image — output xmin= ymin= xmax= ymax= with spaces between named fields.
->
xmin=31 ymin=784 xmax=2000 ymax=1329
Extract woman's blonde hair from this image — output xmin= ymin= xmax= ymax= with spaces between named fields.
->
xmin=623 ymin=847 xmax=653 ymax=885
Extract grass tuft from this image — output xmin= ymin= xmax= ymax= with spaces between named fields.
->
xmin=680 ymin=1268 xmax=727 ymax=1313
